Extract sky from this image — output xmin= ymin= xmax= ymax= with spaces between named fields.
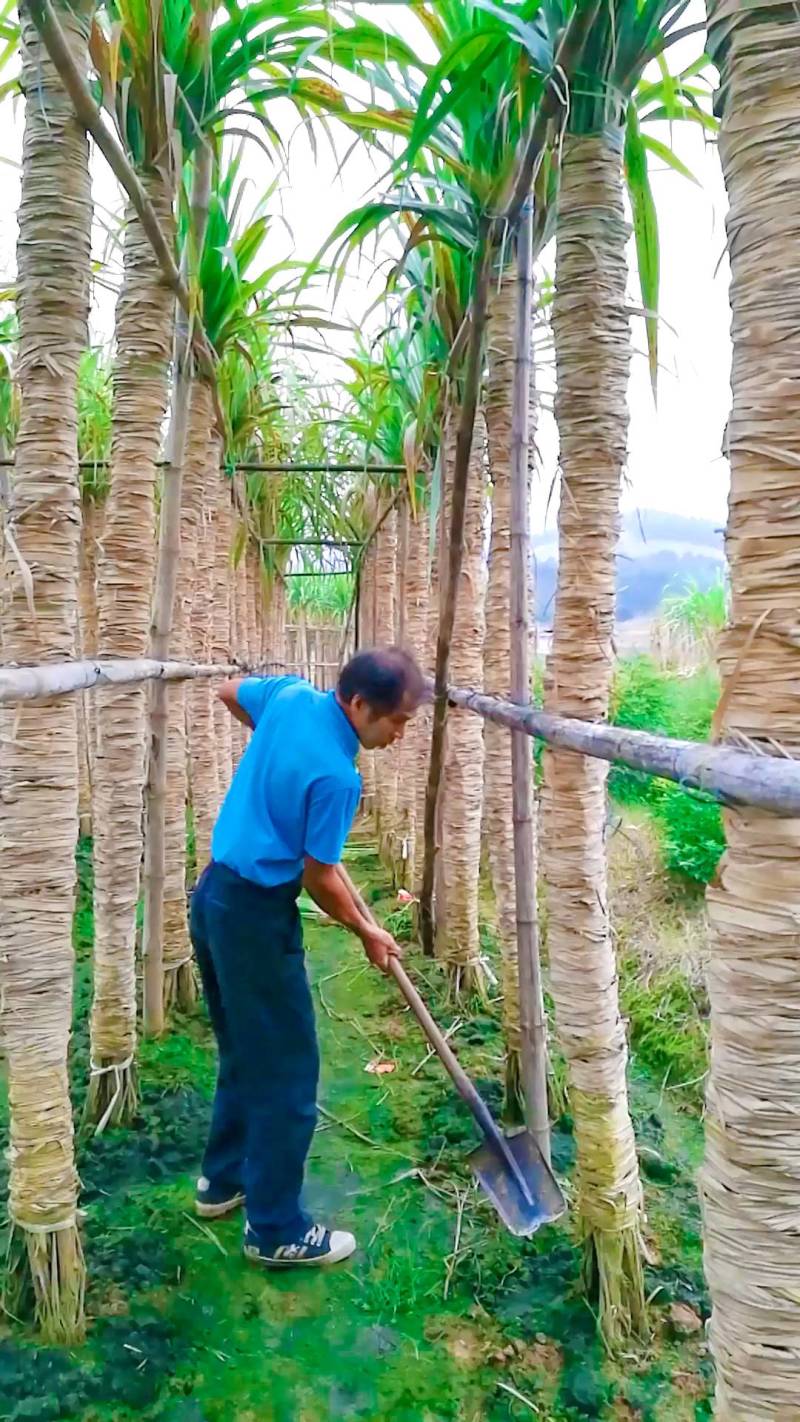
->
xmin=0 ymin=3 xmax=732 ymax=534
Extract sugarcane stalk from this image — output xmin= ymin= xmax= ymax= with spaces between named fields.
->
xmin=509 ymin=202 xmax=550 ymax=1165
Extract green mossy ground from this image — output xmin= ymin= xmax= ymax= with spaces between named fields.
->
xmin=0 ymin=837 xmax=712 ymax=1421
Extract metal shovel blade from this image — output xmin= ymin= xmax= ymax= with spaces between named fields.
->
xmin=468 ymin=1127 xmax=567 ymax=1237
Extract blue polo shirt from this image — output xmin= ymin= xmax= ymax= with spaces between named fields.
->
xmin=211 ymin=676 xmax=362 ymax=888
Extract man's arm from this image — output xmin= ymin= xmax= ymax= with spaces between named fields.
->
xmin=303 ymin=857 xmax=401 ymax=973
xmin=217 ymin=678 xmax=254 ymax=730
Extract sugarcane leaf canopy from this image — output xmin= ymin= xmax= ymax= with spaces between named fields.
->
xmin=525 ymin=0 xmax=715 ymax=392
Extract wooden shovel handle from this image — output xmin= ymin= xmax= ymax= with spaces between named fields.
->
xmin=340 ymin=865 xmax=521 ymax=1173
xmin=387 ymin=956 xmax=505 ymax=1148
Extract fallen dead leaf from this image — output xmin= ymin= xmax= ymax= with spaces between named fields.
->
xmin=93 ymin=1282 xmax=129 ymax=1318
xmin=365 ymin=1059 xmax=396 ymax=1074
xmin=674 ymin=1370 xmax=707 ymax=1399
xmin=668 ymin=1302 xmax=703 ymax=1336
xmin=514 ymin=1339 xmax=563 ymax=1377
xmin=642 ymin=1230 xmax=662 ymax=1267
xmin=612 ymin=1402 xmax=642 ymax=1422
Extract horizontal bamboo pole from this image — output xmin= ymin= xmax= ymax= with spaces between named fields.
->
xmin=446 ymin=686 xmax=800 ymax=818
xmin=0 ymin=460 xmax=404 ymax=476
xmin=3 ymin=657 xmax=799 ymax=818
xmin=236 ymin=463 xmax=405 ymax=475
xmin=0 ymin=658 xmax=233 ymax=705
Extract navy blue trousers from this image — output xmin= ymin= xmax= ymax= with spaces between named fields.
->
xmin=190 ymin=861 xmax=319 ymax=1245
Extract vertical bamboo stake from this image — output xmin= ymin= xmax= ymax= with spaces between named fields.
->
xmin=510 ymin=203 xmax=550 ymax=1164
xmin=142 ymin=138 xmax=212 ymax=1036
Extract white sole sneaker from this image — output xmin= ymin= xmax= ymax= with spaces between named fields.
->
xmin=196 ymin=1192 xmax=245 ymax=1219
xmin=195 ymin=1177 xmax=245 ymax=1218
xmin=244 ymin=1229 xmax=357 ymax=1269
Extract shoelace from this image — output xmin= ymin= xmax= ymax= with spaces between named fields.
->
xmin=303 ymin=1223 xmax=327 ymax=1248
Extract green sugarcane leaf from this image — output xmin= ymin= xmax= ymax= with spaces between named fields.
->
xmin=624 ymin=102 xmax=660 ymax=401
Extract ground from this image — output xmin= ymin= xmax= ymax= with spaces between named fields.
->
xmin=0 ymin=831 xmax=713 ymax=1421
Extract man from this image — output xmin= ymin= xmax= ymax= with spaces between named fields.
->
xmin=190 ymin=646 xmax=424 ymax=1269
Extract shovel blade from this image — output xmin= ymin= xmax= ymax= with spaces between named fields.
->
xmin=468 ymin=1128 xmax=566 ymax=1237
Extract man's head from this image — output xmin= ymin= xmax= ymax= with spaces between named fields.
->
xmin=337 ymin=647 xmax=425 ymax=751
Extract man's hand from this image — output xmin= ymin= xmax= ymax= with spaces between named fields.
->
xmin=361 ymin=925 xmax=402 ymax=975
xmin=303 ymin=858 xmax=401 ymax=972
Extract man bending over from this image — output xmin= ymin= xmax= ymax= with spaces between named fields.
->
xmin=190 ymin=646 xmax=423 ymax=1269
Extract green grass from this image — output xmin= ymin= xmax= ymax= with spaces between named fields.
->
xmin=622 ymin=962 xmax=708 ymax=1111
xmin=0 ymin=840 xmax=712 ymax=1420
xmin=608 ymin=657 xmax=725 ymax=886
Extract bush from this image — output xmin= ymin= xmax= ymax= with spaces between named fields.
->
xmin=664 ymin=665 xmax=720 ymax=742
xmin=657 ymin=782 xmax=725 ymax=886
xmin=608 ymin=657 xmax=724 ymax=885
xmin=609 ymin=656 xmax=671 ymax=805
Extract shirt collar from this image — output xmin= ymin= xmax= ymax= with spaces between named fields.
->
xmin=326 ymin=691 xmax=360 ymax=761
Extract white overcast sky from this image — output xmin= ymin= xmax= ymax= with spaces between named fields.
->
xmin=0 ymin=2 xmax=731 ymax=533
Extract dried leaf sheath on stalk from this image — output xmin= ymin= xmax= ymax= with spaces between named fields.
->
xmin=87 ymin=176 xmax=175 ymax=1118
xmin=356 ymin=509 xmax=378 ymax=822
xmin=162 ymin=378 xmax=215 ymax=1014
xmin=542 ymin=135 xmax=645 ymax=1344
xmin=435 ymin=410 xmax=486 ymax=994
xmin=485 ymin=262 xmax=526 ymax=1115
xmin=76 ymin=489 xmax=101 ymax=836
xmin=373 ymin=503 xmax=398 ymax=864
xmin=187 ymin=408 xmax=221 ymax=873
xmin=404 ymin=495 xmax=430 ymax=889
xmin=211 ymin=470 xmax=234 ymax=799
xmin=142 ymin=123 xmax=213 ymax=1036
xmin=0 ymin=0 xmax=92 ymax=1340
xmin=701 ymin=5 xmax=800 ymax=1415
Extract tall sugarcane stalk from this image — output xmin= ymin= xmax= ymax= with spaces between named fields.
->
xmin=142 ymin=139 xmax=213 ymax=1036
xmin=420 ymin=229 xmax=492 ymax=956
xmin=418 ymin=3 xmax=592 ymax=956
xmin=509 ymin=202 xmax=550 ymax=1163
xmin=1 ymin=0 xmax=93 ymax=1341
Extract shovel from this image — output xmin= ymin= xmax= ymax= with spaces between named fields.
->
xmin=387 ymin=956 xmax=565 ymax=1237
xmin=338 ymin=864 xmax=565 ymax=1235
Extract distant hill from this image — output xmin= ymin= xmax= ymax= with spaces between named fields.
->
xmin=532 ymin=510 xmax=725 ymax=625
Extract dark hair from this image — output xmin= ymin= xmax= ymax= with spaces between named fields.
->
xmin=338 ymin=646 xmax=425 ymax=714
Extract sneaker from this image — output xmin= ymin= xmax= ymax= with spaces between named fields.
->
xmin=196 ymin=1176 xmax=245 ymax=1219
xmin=243 ymin=1221 xmax=356 ymax=1269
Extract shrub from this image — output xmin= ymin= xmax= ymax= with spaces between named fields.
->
xmin=609 ymin=656 xmax=671 ymax=805
xmin=607 ymin=657 xmax=724 ymax=885
xmin=657 ymin=782 xmax=725 ymax=886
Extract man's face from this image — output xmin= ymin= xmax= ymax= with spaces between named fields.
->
xmin=349 ymin=692 xmax=418 ymax=751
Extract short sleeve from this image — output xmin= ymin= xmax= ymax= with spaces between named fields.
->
xmin=236 ymin=676 xmax=298 ymax=728
xmin=304 ymin=777 xmax=361 ymax=865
